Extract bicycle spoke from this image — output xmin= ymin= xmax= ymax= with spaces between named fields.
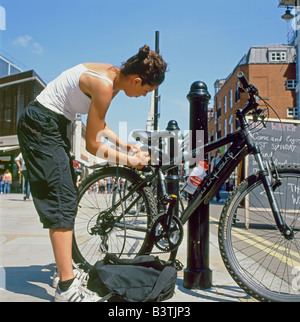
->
xmin=72 ymin=167 xmax=156 ymax=270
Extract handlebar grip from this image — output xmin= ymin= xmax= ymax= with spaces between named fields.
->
xmin=237 ymin=71 xmax=250 ymax=90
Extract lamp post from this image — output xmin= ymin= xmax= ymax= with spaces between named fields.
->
xmin=281 ymin=7 xmax=294 ymax=21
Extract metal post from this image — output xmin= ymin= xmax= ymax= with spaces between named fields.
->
xmin=183 ymin=81 xmax=212 ymax=290
xmin=154 ymin=31 xmax=160 ymax=131
xmin=165 ymin=120 xmax=180 ymax=218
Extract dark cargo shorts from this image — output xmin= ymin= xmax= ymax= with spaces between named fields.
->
xmin=17 ymin=101 xmax=78 ymax=229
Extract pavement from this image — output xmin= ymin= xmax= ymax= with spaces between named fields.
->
xmin=0 ymin=193 xmax=256 ymax=302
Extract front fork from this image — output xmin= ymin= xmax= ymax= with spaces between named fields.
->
xmin=254 ymin=151 xmax=294 ymax=240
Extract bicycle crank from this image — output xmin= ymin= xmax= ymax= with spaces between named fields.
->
xmin=150 ymin=214 xmax=184 ymax=252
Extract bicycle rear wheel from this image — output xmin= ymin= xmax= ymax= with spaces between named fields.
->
xmin=219 ymin=165 xmax=300 ymax=302
xmin=72 ymin=166 xmax=157 ymax=271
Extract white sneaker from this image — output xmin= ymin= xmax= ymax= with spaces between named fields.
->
xmin=51 ymin=265 xmax=89 ymax=288
xmin=51 ymin=270 xmax=60 ymax=289
xmin=54 ymin=278 xmax=100 ymax=302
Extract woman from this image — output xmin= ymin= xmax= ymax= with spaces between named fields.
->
xmin=17 ymin=45 xmax=168 ymax=302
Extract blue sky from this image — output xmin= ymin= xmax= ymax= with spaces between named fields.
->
xmin=0 ymin=0 xmax=289 ymax=141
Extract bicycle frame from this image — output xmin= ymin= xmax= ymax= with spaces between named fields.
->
xmin=152 ymin=102 xmax=293 ymax=239
xmin=179 ymin=130 xmax=249 ymax=225
xmin=101 ymin=85 xmax=294 ymax=240
xmin=172 ymin=104 xmax=293 ymax=239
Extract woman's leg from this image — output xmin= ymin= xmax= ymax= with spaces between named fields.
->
xmin=49 ymin=228 xmax=75 ymax=282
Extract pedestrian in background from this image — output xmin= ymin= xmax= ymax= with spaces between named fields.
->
xmin=3 ymin=169 xmax=12 ymax=194
xmin=15 ymin=153 xmax=31 ymax=201
xmin=0 ymin=172 xmax=4 ymax=193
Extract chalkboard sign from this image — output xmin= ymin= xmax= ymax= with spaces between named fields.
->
xmin=247 ymin=118 xmax=300 ymax=174
xmin=245 ymin=118 xmax=300 ymax=214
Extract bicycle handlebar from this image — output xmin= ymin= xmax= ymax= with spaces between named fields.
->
xmin=237 ymin=71 xmax=251 ymax=90
xmin=237 ymin=71 xmax=259 ymax=97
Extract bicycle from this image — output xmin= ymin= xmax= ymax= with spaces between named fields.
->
xmin=72 ymin=72 xmax=300 ymax=302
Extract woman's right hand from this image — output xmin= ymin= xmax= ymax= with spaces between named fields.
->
xmin=128 ymin=151 xmax=151 ymax=169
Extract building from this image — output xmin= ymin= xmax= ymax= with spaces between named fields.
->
xmin=0 ymin=65 xmax=46 ymax=192
xmin=0 ymin=55 xmax=23 ymax=77
xmin=278 ymin=1 xmax=300 ymax=119
xmin=209 ymin=44 xmax=297 ymax=146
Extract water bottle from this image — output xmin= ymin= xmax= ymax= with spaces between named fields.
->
xmin=184 ymin=161 xmax=209 ymax=195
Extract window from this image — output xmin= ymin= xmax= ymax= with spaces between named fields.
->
xmin=287 ymin=107 xmax=298 ymax=118
xmin=0 ymin=59 xmax=9 ymax=77
xmin=224 ymin=96 xmax=227 ymax=114
xmin=229 ymin=115 xmax=233 ymax=133
xmin=217 ymin=101 xmax=222 ymax=118
xmin=217 ymin=123 xmax=222 ymax=139
xmin=230 ymin=89 xmax=233 ymax=108
xmin=224 ymin=119 xmax=227 ymax=137
xmin=4 ymin=109 xmax=11 ymax=122
xmin=10 ymin=65 xmax=22 ymax=75
xmin=236 ymin=82 xmax=240 ymax=103
xmin=269 ymin=51 xmax=287 ymax=62
xmin=286 ymin=79 xmax=297 ymax=90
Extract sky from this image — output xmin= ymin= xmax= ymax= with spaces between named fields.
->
xmin=0 ymin=0 xmax=290 ymax=142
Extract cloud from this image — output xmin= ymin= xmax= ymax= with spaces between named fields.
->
xmin=12 ymin=35 xmax=44 ymax=55
xmin=13 ymin=35 xmax=33 ymax=47
xmin=32 ymin=42 xmax=43 ymax=55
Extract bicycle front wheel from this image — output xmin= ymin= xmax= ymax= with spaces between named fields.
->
xmin=219 ymin=165 xmax=300 ymax=302
xmin=72 ymin=166 xmax=157 ymax=271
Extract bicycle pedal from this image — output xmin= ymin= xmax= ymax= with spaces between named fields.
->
xmin=173 ymin=259 xmax=184 ymax=271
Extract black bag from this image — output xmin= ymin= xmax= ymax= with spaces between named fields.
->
xmin=87 ymin=254 xmax=177 ymax=302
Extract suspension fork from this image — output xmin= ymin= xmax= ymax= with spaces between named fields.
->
xmin=239 ymin=110 xmax=294 ymax=240
xmin=254 ymin=150 xmax=294 ymax=240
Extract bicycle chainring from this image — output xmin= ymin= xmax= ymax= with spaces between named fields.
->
xmin=150 ymin=214 xmax=183 ymax=252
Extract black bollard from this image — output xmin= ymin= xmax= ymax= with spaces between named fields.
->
xmin=183 ymin=81 xmax=212 ymax=290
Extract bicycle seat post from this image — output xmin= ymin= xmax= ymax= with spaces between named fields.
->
xmin=184 ymin=81 xmax=212 ymax=290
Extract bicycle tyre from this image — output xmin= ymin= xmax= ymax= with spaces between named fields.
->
xmin=219 ymin=165 xmax=300 ymax=302
xmin=72 ymin=166 xmax=157 ymax=271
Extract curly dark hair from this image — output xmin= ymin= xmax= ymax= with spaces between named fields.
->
xmin=121 ymin=45 xmax=168 ymax=86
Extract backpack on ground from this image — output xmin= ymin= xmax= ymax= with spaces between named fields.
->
xmin=87 ymin=253 xmax=177 ymax=302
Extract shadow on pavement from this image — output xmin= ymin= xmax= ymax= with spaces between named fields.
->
xmin=1 ymin=264 xmax=55 ymax=301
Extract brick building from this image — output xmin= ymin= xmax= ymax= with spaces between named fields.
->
xmin=209 ymin=44 xmax=297 ymax=146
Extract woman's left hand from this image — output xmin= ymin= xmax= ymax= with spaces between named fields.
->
xmin=126 ymin=143 xmax=141 ymax=154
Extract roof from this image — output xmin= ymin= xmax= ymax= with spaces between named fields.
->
xmin=0 ymin=69 xmax=46 ymax=87
xmin=238 ymin=44 xmax=296 ymax=65
xmin=278 ymin=0 xmax=296 ymax=7
xmin=215 ymin=44 xmax=296 ymax=90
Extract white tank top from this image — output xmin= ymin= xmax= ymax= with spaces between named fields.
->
xmin=36 ymin=64 xmax=113 ymax=121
